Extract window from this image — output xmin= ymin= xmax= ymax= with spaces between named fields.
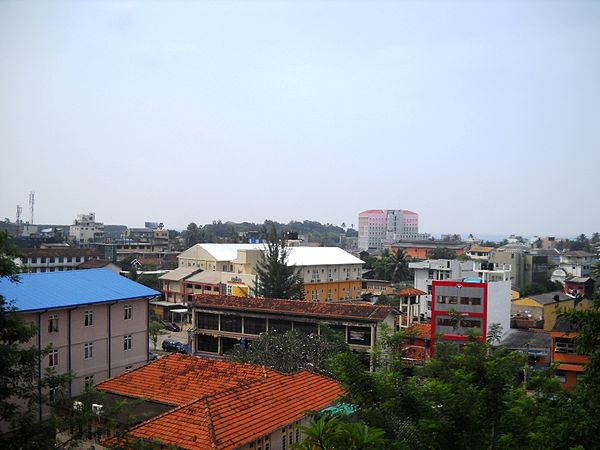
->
xmin=84 ymin=310 xmax=93 ymax=327
xmin=460 ymin=297 xmax=482 ymax=306
xmin=460 ymin=319 xmax=481 ymax=329
xmin=555 ymin=339 xmax=577 ymax=354
xmin=84 ymin=342 xmax=93 ymax=359
xmin=221 ymin=315 xmax=242 ymax=333
xmin=48 ymin=386 xmax=59 ymax=403
xmin=48 ymin=349 xmax=58 ymax=367
xmin=124 ymin=335 xmax=132 ymax=351
xmin=293 ymin=321 xmax=318 ymax=335
xmin=40 ymin=257 xmax=46 ymax=263
xmin=84 ymin=375 xmax=94 ymax=391
xmin=124 ymin=304 xmax=132 ymax=320
xmin=448 ymin=296 xmax=458 ymax=304
xmin=244 ymin=317 xmax=266 ymax=335
xmin=125 ymin=365 xmax=133 ymax=371
xmin=48 ymin=314 xmax=59 ymax=333
xmin=196 ymin=313 xmax=219 ymax=330
xmin=347 ymin=326 xmax=372 ymax=346
xmin=436 ymin=296 xmax=447 ymax=304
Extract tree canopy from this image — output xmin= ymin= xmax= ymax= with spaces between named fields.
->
xmin=255 ymin=228 xmax=305 ymax=300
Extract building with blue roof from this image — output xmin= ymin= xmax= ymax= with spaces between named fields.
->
xmin=0 ymin=269 xmax=160 ymax=421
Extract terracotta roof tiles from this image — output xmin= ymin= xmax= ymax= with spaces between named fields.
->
xmin=96 ymin=354 xmax=270 ymax=406
xmin=125 ymin=370 xmax=343 ymax=450
xmin=191 ymin=294 xmax=396 ymax=322
xmin=395 ymin=287 xmax=427 ymax=297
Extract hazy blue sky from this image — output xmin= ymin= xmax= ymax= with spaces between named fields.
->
xmin=1 ymin=1 xmax=599 ymax=236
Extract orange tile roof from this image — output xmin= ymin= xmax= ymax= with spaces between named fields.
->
xmin=96 ymin=354 xmax=270 ymax=406
xmin=406 ymin=322 xmax=432 ymax=339
xmin=124 ymin=370 xmax=343 ymax=450
xmin=192 ymin=294 xmax=396 ymax=322
xmin=395 ymin=287 xmax=427 ymax=297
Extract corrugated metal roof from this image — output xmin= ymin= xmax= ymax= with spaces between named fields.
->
xmin=158 ymin=266 xmax=202 ymax=281
xmin=0 ymin=268 xmax=159 ymax=312
xmin=181 ymin=244 xmax=364 ymax=266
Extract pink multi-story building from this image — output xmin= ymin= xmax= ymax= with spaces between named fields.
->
xmin=0 ymin=268 xmax=159 ymax=422
xmin=358 ymin=209 xmax=421 ymax=251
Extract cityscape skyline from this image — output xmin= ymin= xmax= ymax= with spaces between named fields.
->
xmin=1 ymin=1 xmax=599 ymax=236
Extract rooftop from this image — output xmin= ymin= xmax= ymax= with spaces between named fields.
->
xmin=179 ymin=244 xmax=364 ymax=266
xmin=18 ymin=247 xmax=100 ymax=257
xmin=124 ymin=370 xmax=342 ymax=450
xmin=527 ymin=291 xmax=571 ymax=305
xmin=96 ymin=354 xmax=271 ymax=406
xmin=498 ymin=328 xmax=552 ymax=350
xmin=77 ymin=259 xmax=116 ymax=269
xmin=158 ymin=266 xmax=202 ymax=282
xmin=101 ymin=354 xmax=343 ymax=450
xmin=395 ymin=287 xmax=427 ymax=297
xmin=0 ymin=269 xmax=159 ymax=312
xmin=563 ymin=251 xmax=594 ymax=258
xmin=406 ymin=322 xmax=431 ymax=339
xmin=192 ymin=294 xmax=396 ymax=321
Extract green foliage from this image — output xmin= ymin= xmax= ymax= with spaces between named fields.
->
xmin=372 ymin=250 xmax=410 ymax=282
xmin=521 ymin=280 xmax=563 ymax=297
xmin=292 ymin=416 xmax=386 ymax=450
xmin=149 ymin=321 xmax=162 ymax=350
xmin=427 ymin=247 xmax=456 ymax=260
xmin=228 ymin=327 xmax=349 ymax=376
xmin=255 ymin=227 xmax=305 ymax=300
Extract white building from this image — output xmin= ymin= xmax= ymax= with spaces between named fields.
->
xmin=69 ymin=212 xmax=104 ymax=244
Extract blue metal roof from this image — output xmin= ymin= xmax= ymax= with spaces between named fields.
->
xmin=0 ymin=269 xmax=160 ymax=312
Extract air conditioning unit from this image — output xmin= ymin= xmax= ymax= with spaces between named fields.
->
xmin=73 ymin=401 xmax=83 ymax=411
xmin=92 ymin=404 xmax=103 ymax=416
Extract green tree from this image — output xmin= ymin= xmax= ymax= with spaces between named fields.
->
xmin=427 ymin=247 xmax=456 ymax=259
xmin=255 ymin=227 xmax=305 ymax=300
xmin=228 ymin=327 xmax=348 ymax=376
xmin=149 ymin=321 xmax=162 ymax=350
xmin=292 ymin=417 xmax=386 ymax=450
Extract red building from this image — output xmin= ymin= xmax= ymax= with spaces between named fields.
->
xmin=429 ymin=270 xmax=511 ymax=355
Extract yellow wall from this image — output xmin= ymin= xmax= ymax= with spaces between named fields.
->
xmin=303 ymin=281 xmax=362 ymax=301
xmin=543 ymin=299 xmax=593 ymax=331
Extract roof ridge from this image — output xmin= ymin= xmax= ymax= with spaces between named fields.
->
xmin=203 ymin=397 xmax=218 ymax=448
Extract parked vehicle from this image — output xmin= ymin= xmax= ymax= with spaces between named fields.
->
xmin=162 ymin=339 xmax=187 ymax=353
xmin=161 ymin=321 xmax=181 ymax=332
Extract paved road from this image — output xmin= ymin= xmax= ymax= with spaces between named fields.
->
xmin=149 ymin=324 xmax=193 ymax=356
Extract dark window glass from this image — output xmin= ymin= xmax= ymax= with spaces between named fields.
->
xmin=327 ymin=324 xmax=346 ymax=338
xmin=460 ymin=319 xmax=481 ymax=328
xmin=197 ymin=335 xmax=219 ymax=353
xmin=347 ymin=326 xmax=371 ymax=346
xmin=221 ymin=337 xmax=238 ymax=354
xmin=196 ymin=312 xmax=218 ymax=330
xmin=293 ymin=321 xmax=318 ymax=335
xmin=221 ymin=315 xmax=242 ymax=333
xmin=268 ymin=319 xmax=292 ymax=333
xmin=244 ymin=317 xmax=266 ymax=335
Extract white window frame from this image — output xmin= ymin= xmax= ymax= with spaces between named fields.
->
xmin=124 ymin=335 xmax=132 ymax=351
xmin=84 ymin=310 xmax=93 ymax=327
xmin=84 ymin=342 xmax=93 ymax=360
xmin=124 ymin=304 xmax=132 ymax=321
xmin=48 ymin=349 xmax=58 ymax=367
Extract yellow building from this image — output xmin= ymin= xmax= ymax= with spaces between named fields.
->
xmin=511 ymin=291 xmax=593 ymax=331
xmin=177 ymin=244 xmax=364 ymax=301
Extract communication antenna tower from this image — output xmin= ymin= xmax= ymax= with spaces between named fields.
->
xmin=29 ymin=191 xmax=35 ymax=224
xmin=16 ymin=205 xmax=23 ymax=236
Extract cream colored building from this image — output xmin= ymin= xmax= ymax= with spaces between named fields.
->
xmin=177 ymin=244 xmax=365 ymax=301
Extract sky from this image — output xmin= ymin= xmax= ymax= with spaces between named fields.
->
xmin=1 ymin=1 xmax=599 ymax=236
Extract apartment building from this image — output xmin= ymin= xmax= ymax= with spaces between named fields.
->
xmin=409 ymin=259 xmax=477 ymax=317
xmin=69 ymin=212 xmax=104 ymax=243
xmin=16 ymin=247 xmax=101 ymax=273
xmin=550 ymin=316 xmax=588 ymax=390
xmin=177 ymin=243 xmax=365 ymax=301
xmin=358 ymin=209 xmax=421 ymax=251
xmin=490 ymin=246 xmax=550 ymax=292
xmin=430 ymin=264 xmax=512 ymax=353
xmin=0 ymin=269 xmax=159 ymax=421
xmin=190 ymin=295 xmax=397 ymax=366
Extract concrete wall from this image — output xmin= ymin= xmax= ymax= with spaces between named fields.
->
xmin=486 ymin=280 xmax=511 ymax=337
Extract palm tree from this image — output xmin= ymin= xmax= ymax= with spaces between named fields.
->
xmin=390 ymin=249 xmax=410 ymax=283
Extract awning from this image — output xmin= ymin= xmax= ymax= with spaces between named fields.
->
xmin=171 ymin=308 xmax=189 ymax=314
xmin=557 ymin=364 xmax=585 ymax=373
